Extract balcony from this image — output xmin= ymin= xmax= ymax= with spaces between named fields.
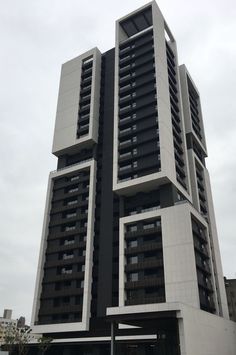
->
xmin=39 ymin=304 xmax=83 ymax=316
xmin=125 ymin=242 xmax=162 ymax=255
xmin=125 ymin=226 xmax=161 ymax=239
xmin=40 ymin=287 xmax=84 ymax=299
xmin=48 ymin=226 xmax=87 ymax=240
xmin=43 ymin=270 xmax=85 ymax=283
xmin=125 ymin=276 xmax=165 ymax=289
xmin=125 ymin=295 xmax=165 ymax=306
xmin=44 ymin=255 xmax=86 ymax=269
xmin=125 ymin=259 xmax=163 ymax=272
xmin=46 ymin=241 xmax=86 ymax=254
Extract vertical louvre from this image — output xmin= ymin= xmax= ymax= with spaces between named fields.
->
xmin=191 ymin=217 xmax=215 ymax=313
xmin=77 ymin=56 xmax=94 ymax=139
xmin=166 ymin=41 xmax=187 ymax=190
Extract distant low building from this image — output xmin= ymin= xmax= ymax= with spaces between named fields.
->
xmin=0 ymin=309 xmax=17 ymax=346
xmin=225 ymin=278 xmax=236 ymax=322
xmin=0 ymin=309 xmax=31 ymax=348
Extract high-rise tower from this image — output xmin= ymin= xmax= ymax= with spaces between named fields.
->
xmin=31 ymin=2 xmax=236 ymax=354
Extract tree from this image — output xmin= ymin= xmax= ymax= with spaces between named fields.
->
xmin=3 ymin=323 xmax=16 ymax=354
xmin=37 ymin=336 xmax=53 ymax=355
xmin=16 ymin=327 xmax=32 ymax=355
xmin=3 ymin=323 xmax=32 ymax=355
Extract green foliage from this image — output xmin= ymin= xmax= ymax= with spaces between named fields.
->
xmin=37 ymin=336 xmax=53 ymax=355
xmin=3 ymin=323 xmax=32 ymax=355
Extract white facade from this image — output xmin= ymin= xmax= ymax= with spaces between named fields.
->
xmin=52 ymin=48 xmax=101 ymax=156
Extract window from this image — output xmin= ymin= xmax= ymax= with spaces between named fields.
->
xmin=145 ymin=287 xmax=158 ymax=295
xmin=143 ymin=223 xmax=155 ymax=230
xmin=132 ymin=124 xmax=137 ymax=130
xmin=70 ymin=176 xmax=80 ymax=182
xmin=62 ymin=297 xmax=70 ymax=304
xmin=80 ymin=280 xmax=84 ymax=289
xmin=128 ymin=240 xmax=138 ymax=248
xmin=64 ymin=238 xmax=75 ymax=246
xmin=128 ymin=224 xmax=137 ymax=232
xmin=66 ymin=212 xmax=76 ymax=219
xmin=53 ymin=299 xmax=60 ymax=307
xmin=75 ymin=296 xmax=83 ymax=305
xmin=64 ymin=281 xmax=71 ymax=287
xmin=142 ymin=206 xmax=160 ymax=213
xmin=65 ymin=225 xmax=76 ymax=232
xmin=145 ymin=268 xmax=157 ymax=277
xmin=133 ymin=148 xmax=137 ymax=155
xmin=132 ymin=136 xmax=137 ymax=143
xmin=67 ymin=200 xmax=78 ymax=206
xmin=128 ymin=272 xmax=138 ymax=282
xmin=61 ymin=267 xmax=72 ymax=275
xmin=63 ymin=253 xmax=74 ymax=260
xmin=129 ymin=256 xmax=138 ymax=264
xmin=82 ymin=249 xmax=86 ymax=256
xmin=68 ymin=187 xmax=79 ymax=193
xmin=133 ymin=161 xmax=137 ymax=168
xmin=127 ymin=289 xmax=138 ymax=300
xmin=78 ymin=264 xmax=85 ymax=272
xmin=80 ymin=235 xmax=86 ymax=242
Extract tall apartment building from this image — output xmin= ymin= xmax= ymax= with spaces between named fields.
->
xmin=31 ymin=2 xmax=236 ymax=354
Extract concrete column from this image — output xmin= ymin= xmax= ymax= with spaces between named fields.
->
xmin=111 ymin=322 xmax=116 ymax=355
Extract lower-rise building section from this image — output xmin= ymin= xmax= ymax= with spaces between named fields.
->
xmin=116 ymin=200 xmax=222 ymax=314
xmin=32 ymin=160 xmax=97 ymax=333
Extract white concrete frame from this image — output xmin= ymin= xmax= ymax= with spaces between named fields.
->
xmin=179 ymin=64 xmax=207 ymax=155
xmin=31 ymin=159 xmax=97 ymax=333
xmin=187 ymin=148 xmax=229 ymax=318
xmin=30 ymin=334 xmax=158 ymax=344
xmin=117 ymin=202 xmax=220 ymax=313
xmin=52 ymin=48 xmax=101 ymax=156
xmin=204 ymin=168 xmax=229 ymax=319
xmin=112 ymin=1 xmax=192 ymax=202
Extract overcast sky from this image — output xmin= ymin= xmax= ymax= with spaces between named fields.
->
xmin=0 ymin=0 xmax=236 ymax=324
